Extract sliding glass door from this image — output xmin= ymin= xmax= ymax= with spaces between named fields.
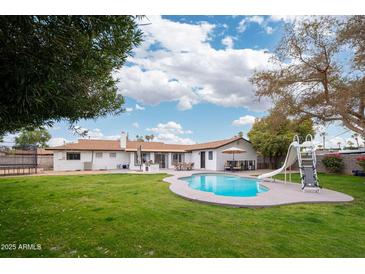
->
xmin=154 ymin=153 xmax=168 ymax=168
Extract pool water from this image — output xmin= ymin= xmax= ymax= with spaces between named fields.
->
xmin=182 ymin=174 xmax=268 ymax=197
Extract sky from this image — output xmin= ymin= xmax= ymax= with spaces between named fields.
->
xmin=2 ymin=15 xmax=361 ymax=149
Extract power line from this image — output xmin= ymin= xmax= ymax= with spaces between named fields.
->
xmin=326 ymin=129 xmax=351 ymax=142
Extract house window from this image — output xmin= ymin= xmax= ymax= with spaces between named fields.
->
xmin=172 ymin=153 xmax=184 ymax=164
xmin=95 ymin=152 xmax=103 ymax=158
xmin=208 ymin=151 xmax=213 ymax=160
xmin=66 ymin=152 xmax=80 ymax=160
xmin=134 ymin=152 xmax=150 ymax=165
xmin=109 ymin=152 xmax=116 ymax=158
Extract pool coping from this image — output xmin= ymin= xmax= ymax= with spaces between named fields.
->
xmin=163 ymin=171 xmax=354 ymax=208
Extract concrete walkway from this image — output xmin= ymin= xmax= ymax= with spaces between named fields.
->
xmin=163 ymin=170 xmax=354 ymax=207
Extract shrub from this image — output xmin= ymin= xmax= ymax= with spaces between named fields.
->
xmin=356 ymin=156 xmax=365 ymax=171
xmin=322 ymin=154 xmax=344 ymax=173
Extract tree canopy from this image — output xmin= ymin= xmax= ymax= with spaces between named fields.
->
xmin=251 ymin=16 xmax=365 ymax=136
xmin=248 ymin=111 xmax=314 ymax=168
xmin=14 ymin=128 xmax=51 ymax=148
xmin=0 ymin=16 xmax=143 ymax=136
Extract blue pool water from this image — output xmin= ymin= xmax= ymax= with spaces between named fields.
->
xmin=181 ymin=174 xmax=268 ymax=197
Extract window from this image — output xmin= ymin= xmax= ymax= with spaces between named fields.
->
xmin=95 ymin=152 xmax=103 ymax=158
xmin=172 ymin=153 xmax=184 ymax=164
xmin=66 ymin=152 xmax=80 ymax=160
xmin=208 ymin=151 xmax=213 ymax=160
xmin=109 ymin=152 xmax=116 ymax=158
xmin=134 ymin=152 xmax=150 ymax=165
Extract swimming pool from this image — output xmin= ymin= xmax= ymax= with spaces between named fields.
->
xmin=181 ymin=173 xmax=268 ymax=197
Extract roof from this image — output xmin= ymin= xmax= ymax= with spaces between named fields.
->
xmin=37 ymin=148 xmax=53 ymax=155
xmin=186 ymin=136 xmax=244 ymax=151
xmin=49 ymin=136 xmax=248 ymax=152
xmin=49 ymin=139 xmax=122 ymax=151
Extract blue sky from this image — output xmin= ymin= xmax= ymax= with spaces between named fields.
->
xmin=2 ymin=15 xmax=359 ymax=148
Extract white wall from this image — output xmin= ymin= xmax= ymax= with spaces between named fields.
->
xmin=129 ymin=152 xmax=139 ymax=170
xmin=187 ymin=139 xmax=257 ymax=171
xmin=53 ymin=151 xmax=130 ymax=171
xmin=190 ymin=150 xmax=217 ymax=170
xmin=215 ymin=139 xmax=257 ymax=170
xmin=92 ymin=151 xmax=129 ymax=170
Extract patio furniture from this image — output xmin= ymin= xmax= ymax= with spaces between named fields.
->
xmin=186 ymin=162 xmax=194 ymax=170
xmin=233 ymin=161 xmax=242 ymax=171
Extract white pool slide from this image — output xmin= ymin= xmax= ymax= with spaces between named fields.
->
xmin=257 ymin=141 xmax=299 ymax=180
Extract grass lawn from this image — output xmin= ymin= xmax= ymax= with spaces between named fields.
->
xmin=0 ymin=173 xmax=364 ymax=258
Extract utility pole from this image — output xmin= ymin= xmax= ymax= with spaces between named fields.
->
xmin=320 ymin=131 xmax=326 ymax=150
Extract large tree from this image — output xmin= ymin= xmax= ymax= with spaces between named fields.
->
xmin=0 ymin=16 xmax=143 ymax=136
xmin=14 ymin=128 xmax=51 ymax=148
xmin=251 ymin=16 xmax=365 ymax=136
xmin=248 ymin=111 xmax=314 ymax=168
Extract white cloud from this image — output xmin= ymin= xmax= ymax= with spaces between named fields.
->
xmin=135 ymin=104 xmax=145 ymax=111
xmin=48 ymin=137 xmax=69 ymax=147
xmin=125 ymin=107 xmax=133 ymax=112
xmin=146 ymin=121 xmax=195 ymax=144
xmin=232 ymin=115 xmax=256 ymax=126
xmin=85 ymin=128 xmax=104 ymax=139
xmin=221 ymin=36 xmax=234 ymax=49
xmin=147 ymin=121 xmax=189 ymax=135
xmin=0 ymin=133 xmax=19 ymax=145
xmin=269 ymin=15 xmax=297 ymax=23
xmin=132 ymin=122 xmax=140 ymax=128
xmin=154 ymin=133 xmax=195 ymax=145
xmin=115 ymin=16 xmax=273 ymax=112
xmin=237 ymin=16 xmax=265 ymax=33
xmin=73 ymin=127 xmax=120 ymax=140
xmin=265 ymin=26 xmax=274 ymax=34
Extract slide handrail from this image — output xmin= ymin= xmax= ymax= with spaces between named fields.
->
xmin=293 ymin=135 xmax=300 ymax=143
xmin=305 ymin=134 xmax=313 ymax=142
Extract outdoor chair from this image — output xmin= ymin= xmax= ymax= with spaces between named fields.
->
xmin=233 ymin=161 xmax=241 ymax=171
xmin=224 ymin=162 xmax=231 ymax=171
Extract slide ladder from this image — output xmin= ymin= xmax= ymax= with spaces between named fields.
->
xmin=258 ymin=134 xmax=320 ymax=192
xmin=298 ymin=134 xmax=320 ymax=192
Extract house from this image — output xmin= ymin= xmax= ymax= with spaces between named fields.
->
xmin=49 ymin=132 xmax=257 ymax=171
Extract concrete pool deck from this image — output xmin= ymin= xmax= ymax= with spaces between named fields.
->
xmin=163 ymin=171 xmax=354 ymax=207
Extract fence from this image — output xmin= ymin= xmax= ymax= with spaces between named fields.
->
xmin=0 ymin=145 xmax=38 ymax=176
xmin=316 ymin=153 xmax=364 ymax=175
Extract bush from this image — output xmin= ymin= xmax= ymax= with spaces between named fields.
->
xmin=322 ymin=154 xmax=344 ymax=173
xmin=356 ymin=156 xmax=365 ymax=171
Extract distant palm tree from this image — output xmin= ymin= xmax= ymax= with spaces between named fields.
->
xmin=352 ymin=133 xmax=360 ymax=147
xmin=347 ymin=140 xmax=355 ymax=149
xmin=136 ymin=135 xmax=144 ymax=142
xmin=145 ymin=135 xmax=150 ymax=142
xmin=319 ymin=131 xmax=327 ymax=149
xmin=337 ymin=141 xmax=342 ymax=150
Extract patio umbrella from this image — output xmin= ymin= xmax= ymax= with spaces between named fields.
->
xmin=221 ymin=147 xmax=246 ymax=161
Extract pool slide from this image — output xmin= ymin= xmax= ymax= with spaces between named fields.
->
xmin=257 ymin=141 xmax=299 ymax=180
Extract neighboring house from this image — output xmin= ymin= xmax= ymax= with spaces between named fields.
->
xmin=49 ymin=132 xmax=257 ymax=171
